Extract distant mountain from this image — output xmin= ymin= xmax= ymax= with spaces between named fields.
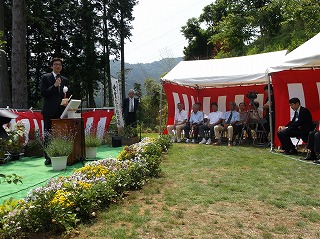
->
xmin=110 ymin=57 xmax=183 ymax=92
xmin=94 ymin=57 xmax=182 ymax=107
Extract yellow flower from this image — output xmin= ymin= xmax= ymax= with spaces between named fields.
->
xmin=50 ymin=190 xmax=74 ymax=208
xmin=75 ymin=165 xmax=109 ymax=179
xmin=78 ymin=181 xmax=92 ymax=190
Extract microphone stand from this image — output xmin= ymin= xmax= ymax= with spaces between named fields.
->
xmin=79 ymin=99 xmax=96 ymax=163
xmin=80 ymin=99 xmax=86 ymax=166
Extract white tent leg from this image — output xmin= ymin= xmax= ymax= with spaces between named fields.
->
xmin=267 ymin=74 xmax=274 ymax=151
xmin=159 ymin=86 xmax=163 ymax=135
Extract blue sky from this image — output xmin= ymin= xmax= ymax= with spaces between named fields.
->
xmin=124 ymin=0 xmax=215 ymax=64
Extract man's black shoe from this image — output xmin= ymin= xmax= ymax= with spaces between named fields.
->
xmin=44 ymin=157 xmax=51 ymax=165
xmin=283 ymin=149 xmax=298 ymax=155
xmin=313 ymin=160 xmax=320 ymax=164
xmin=301 ymin=152 xmax=317 ymax=161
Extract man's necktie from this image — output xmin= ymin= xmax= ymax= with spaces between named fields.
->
xmin=129 ymin=99 xmax=134 ymax=112
xmin=56 ymin=75 xmax=60 ymax=93
xmin=226 ymin=111 xmax=233 ymax=124
xmin=292 ymin=111 xmax=298 ymax=121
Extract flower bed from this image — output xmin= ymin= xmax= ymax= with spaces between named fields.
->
xmin=0 ymin=135 xmax=171 ymax=238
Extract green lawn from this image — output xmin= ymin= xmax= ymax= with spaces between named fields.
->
xmin=46 ymin=142 xmax=320 ymax=238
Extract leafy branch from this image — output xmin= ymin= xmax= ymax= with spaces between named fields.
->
xmin=0 ymin=173 xmax=23 ymax=184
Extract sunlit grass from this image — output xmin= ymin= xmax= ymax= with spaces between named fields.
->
xmin=76 ymin=140 xmax=320 ymax=239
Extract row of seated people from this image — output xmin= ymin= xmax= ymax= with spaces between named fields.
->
xmin=167 ymin=101 xmax=268 ymax=146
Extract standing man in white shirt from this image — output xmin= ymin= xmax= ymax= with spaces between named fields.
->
xmin=184 ymin=103 xmax=204 ymax=143
xmin=167 ymin=103 xmax=188 ymax=143
xmin=123 ymin=89 xmax=139 ymax=128
xmin=199 ymin=102 xmax=223 ymax=145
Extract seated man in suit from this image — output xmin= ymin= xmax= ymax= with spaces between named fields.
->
xmin=167 ymin=103 xmax=188 ymax=143
xmin=301 ymin=130 xmax=320 ymax=163
xmin=183 ymin=103 xmax=204 ymax=143
xmin=277 ymin=97 xmax=313 ymax=155
xmin=198 ymin=102 xmax=223 ymax=145
xmin=213 ymin=101 xmax=240 ymax=146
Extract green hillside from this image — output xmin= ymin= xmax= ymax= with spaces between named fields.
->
xmin=110 ymin=57 xmax=182 ymax=92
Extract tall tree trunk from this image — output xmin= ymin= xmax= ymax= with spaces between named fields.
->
xmin=106 ymin=43 xmax=112 ymax=106
xmin=11 ymin=0 xmax=27 ymax=109
xmin=0 ymin=0 xmax=11 ymax=107
xmin=120 ymin=4 xmax=125 ymax=101
xmin=103 ymin=1 xmax=112 ymax=107
xmin=0 ymin=50 xmax=11 ymax=107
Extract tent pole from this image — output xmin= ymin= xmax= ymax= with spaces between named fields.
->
xmin=159 ymin=84 xmax=163 ymax=135
xmin=267 ymin=73 xmax=274 ymax=151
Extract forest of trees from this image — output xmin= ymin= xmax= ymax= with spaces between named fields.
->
xmin=1 ymin=0 xmax=138 ymax=109
xmin=181 ymin=0 xmax=320 ymax=60
xmin=1 ymin=0 xmax=320 ymax=130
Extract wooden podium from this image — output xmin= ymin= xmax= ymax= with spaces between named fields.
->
xmin=52 ymin=118 xmax=85 ymax=165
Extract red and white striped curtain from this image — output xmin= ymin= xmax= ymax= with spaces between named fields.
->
xmin=163 ymin=82 xmax=266 ymax=133
xmin=8 ymin=110 xmax=114 ymax=142
xmin=272 ymin=69 xmax=320 ymax=146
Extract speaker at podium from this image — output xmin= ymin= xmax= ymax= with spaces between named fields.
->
xmin=52 ymin=99 xmax=85 ymax=165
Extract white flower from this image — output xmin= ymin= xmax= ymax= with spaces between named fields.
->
xmin=63 ymin=86 xmax=68 ymax=93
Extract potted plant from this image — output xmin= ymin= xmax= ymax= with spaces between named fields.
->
xmin=119 ymin=125 xmax=139 ymax=146
xmin=85 ymin=133 xmax=102 ymax=158
xmin=46 ymin=135 xmax=73 ymax=171
xmin=0 ymin=138 xmax=9 ymax=164
xmin=24 ymin=129 xmax=44 ymax=157
xmin=5 ymin=121 xmax=26 ymax=160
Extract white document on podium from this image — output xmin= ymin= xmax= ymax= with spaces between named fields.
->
xmin=60 ymin=99 xmax=81 ymax=119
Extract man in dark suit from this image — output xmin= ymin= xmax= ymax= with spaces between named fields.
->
xmin=277 ymin=97 xmax=313 ymax=155
xmin=122 ymin=89 xmax=139 ymax=127
xmin=40 ymin=57 xmax=68 ymax=165
xmin=301 ymin=130 xmax=320 ymax=162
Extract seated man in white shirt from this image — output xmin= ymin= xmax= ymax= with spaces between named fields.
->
xmin=183 ymin=103 xmax=204 ymax=143
xmin=213 ymin=101 xmax=240 ymax=146
xmin=199 ymin=102 xmax=223 ymax=145
xmin=167 ymin=103 xmax=188 ymax=143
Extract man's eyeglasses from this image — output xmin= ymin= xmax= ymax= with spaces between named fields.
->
xmin=53 ymin=63 xmax=62 ymax=66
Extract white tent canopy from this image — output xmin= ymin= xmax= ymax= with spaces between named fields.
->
xmin=162 ymin=50 xmax=287 ymax=87
xmin=268 ymin=32 xmax=320 ymax=73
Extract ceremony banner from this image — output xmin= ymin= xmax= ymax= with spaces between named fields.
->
xmin=7 ymin=110 xmax=114 ymax=142
xmin=111 ymin=77 xmax=124 ymax=128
